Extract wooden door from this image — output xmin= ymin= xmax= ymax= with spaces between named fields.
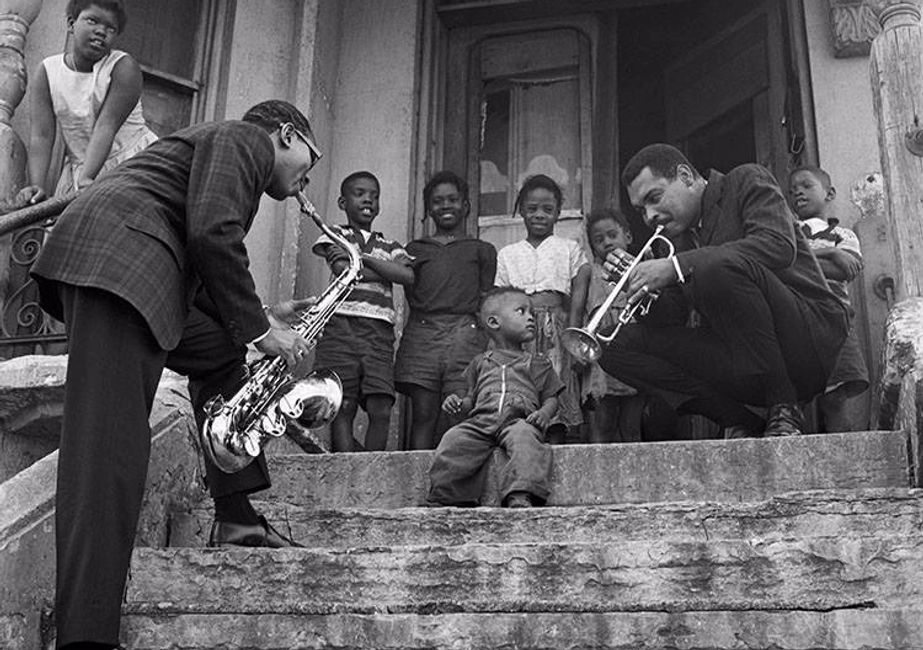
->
xmin=119 ymin=0 xmax=229 ymax=134
xmin=443 ymin=19 xmax=597 ymax=252
xmin=664 ymin=1 xmax=789 ymax=180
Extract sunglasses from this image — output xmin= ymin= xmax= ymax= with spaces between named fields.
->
xmin=283 ymin=123 xmax=323 ymax=171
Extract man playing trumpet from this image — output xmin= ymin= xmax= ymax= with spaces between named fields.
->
xmin=597 ymin=143 xmax=848 ymax=438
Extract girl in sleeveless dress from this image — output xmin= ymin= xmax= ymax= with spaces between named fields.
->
xmin=18 ymin=0 xmax=157 ymax=204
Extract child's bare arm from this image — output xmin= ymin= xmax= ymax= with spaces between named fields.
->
xmin=813 ymin=247 xmax=862 ymax=282
xmin=525 ymin=396 xmax=559 ymax=431
xmin=313 ymin=241 xmax=352 ymax=275
xmin=568 ymin=263 xmax=591 ymax=329
xmin=81 ymin=56 xmax=145 ymax=186
xmin=18 ymin=65 xmax=55 ymax=205
xmin=361 ymin=254 xmax=415 ymax=285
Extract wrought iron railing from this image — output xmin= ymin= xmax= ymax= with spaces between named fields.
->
xmin=0 ymin=194 xmax=76 ymax=357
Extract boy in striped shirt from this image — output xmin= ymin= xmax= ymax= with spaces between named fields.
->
xmin=312 ymin=171 xmax=413 ymax=451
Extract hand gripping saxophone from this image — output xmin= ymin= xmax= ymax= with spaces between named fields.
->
xmin=200 ymin=191 xmax=361 ymax=473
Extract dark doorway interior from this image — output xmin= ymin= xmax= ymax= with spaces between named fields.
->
xmin=615 ymin=0 xmax=792 ymax=247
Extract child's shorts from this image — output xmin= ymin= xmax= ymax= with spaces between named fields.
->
xmin=395 ymin=312 xmax=487 ymax=395
xmin=313 ymin=314 xmax=395 ymax=406
xmin=825 ymin=324 xmax=869 ymax=398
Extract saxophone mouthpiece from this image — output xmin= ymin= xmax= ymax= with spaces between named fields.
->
xmin=295 ymin=190 xmax=316 ymax=216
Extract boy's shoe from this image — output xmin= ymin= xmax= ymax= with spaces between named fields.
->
xmin=723 ymin=424 xmax=760 ymax=440
xmin=504 ymin=492 xmax=533 ymax=508
xmin=208 ymin=515 xmax=302 ymax=548
xmin=764 ymin=403 xmax=804 ymax=437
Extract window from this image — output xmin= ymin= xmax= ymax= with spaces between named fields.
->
xmin=472 ymin=29 xmax=592 ymax=249
xmin=118 ymin=0 xmax=221 ymax=133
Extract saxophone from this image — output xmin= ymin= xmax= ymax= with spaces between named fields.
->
xmin=199 ymin=191 xmax=361 ymax=473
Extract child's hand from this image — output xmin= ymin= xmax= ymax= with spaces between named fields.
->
xmin=75 ymin=175 xmax=95 ymax=191
xmin=603 ymin=248 xmax=633 ymax=281
xmin=359 ymin=253 xmax=384 ymax=282
xmin=829 ymin=249 xmax=863 ymax=281
xmin=442 ymin=394 xmax=465 ymax=415
xmin=526 ymin=410 xmax=549 ymax=431
xmin=15 ymin=185 xmax=47 ymax=207
xmin=571 ymin=356 xmax=589 ymax=372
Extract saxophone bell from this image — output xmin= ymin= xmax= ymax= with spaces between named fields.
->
xmin=280 ymin=369 xmax=343 ymax=427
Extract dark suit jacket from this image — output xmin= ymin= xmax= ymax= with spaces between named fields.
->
xmin=672 ymin=164 xmax=848 ymax=371
xmin=32 ymin=120 xmax=274 ymax=350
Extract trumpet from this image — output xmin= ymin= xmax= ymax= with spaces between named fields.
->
xmin=560 ymin=226 xmax=675 ymax=363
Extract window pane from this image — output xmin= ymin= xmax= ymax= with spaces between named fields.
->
xmin=119 ymin=0 xmax=202 ymax=80
xmin=479 ymin=88 xmax=511 ymax=216
xmin=516 ymin=75 xmax=581 ymax=212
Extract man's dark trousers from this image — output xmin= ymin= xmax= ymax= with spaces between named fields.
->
xmin=599 ymin=249 xmax=848 ymax=420
xmin=54 ymin=283 xmax=269 ymax=648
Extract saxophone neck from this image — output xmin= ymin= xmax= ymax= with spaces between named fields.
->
xmin=291 ymin=192 xmax=362 ymax=338
xmin=295 ymin=191 xmax=362 ymax=272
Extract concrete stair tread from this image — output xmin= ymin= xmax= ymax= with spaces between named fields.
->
xmin=166 ymin=486 xmax=923 ymax=548
xmin=126 ymin=533 xmax=923 ymax=615
xmin=120 ymin=609 xmax=923 ymax=650
xmin=263 ymin=431 xmax=910 ymax=508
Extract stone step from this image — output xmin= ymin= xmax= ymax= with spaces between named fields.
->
xmin=126 ymin=534 xmax=923 ymax=616
xmin=121 ymin=609 xmax=923 ymax=650
xmin=263 ymin=431 xmax=909 ymax=509
xmin=167 ymin=487 xmax=923 ymax=549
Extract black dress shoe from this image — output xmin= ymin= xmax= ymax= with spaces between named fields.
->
xmin=764 ymin=403 xmax=805 ymax=437
xmin=208 ymin=515 xmax=302 ymax=548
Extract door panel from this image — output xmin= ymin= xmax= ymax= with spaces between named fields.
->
xmin=448 ymin=26 xmax=595 ymax=251
xmin=664 ymin=1 xmax=788 ymax=179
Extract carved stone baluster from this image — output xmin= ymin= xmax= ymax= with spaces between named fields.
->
xmin=0 ymin=1 xmax=46 ymax=355
xmin=0 ymin=0 xmax=42 ymax=203
xmin=870 ymin=1 xmax=923 ymax=480
xmin=869 ymin=0 xmax=923 ymax=300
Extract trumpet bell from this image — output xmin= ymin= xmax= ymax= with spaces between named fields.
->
xmin=560 ymin=327 xmax=602 ymax=364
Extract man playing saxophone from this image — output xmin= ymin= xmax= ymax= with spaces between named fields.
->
xmin=30 ymin=100 xmax=321 ymax=650
xmin=597 ymin=144 xmax=848 ymax=440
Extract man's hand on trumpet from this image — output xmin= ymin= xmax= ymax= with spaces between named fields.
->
xmin=623 ymin=258 xmax=678 ymax=307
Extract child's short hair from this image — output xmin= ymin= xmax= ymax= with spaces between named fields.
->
xmin=479 ymin=286 xmax=526 ymax=323
xmin=242 ymin=100 xmax=312 ymax=136
xmin=790 ymin=165 xmax=833 ymax=190
xmin=621 ymin=143 xmax=701 ymax=188
xmin=423 ymin=170 xmax=468 ymax=206
xmin=584 ymin=208 xmax=631 ymax=240
xmin=340 ymin=171 xmax=380 ymax=197
xmin=67 ymin=0 xmax=127 ymax=32
xmin=514 ymin=174 xmax=563 ymax=215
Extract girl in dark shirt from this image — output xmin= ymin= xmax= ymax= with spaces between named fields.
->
xmin=395 ymin=171 xmax=497 ymax=449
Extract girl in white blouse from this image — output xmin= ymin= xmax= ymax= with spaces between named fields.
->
xmin=495 ymin=174 xmax=590 ymax=442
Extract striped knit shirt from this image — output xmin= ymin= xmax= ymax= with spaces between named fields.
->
xmin=313 ymin=224 xmax=410 ymax=324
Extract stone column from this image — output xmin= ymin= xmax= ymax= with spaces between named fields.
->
xmin=0 ymin=0 xmax=42 ymax=205
xmin=869 ymin=0 xmax=923 ymax=300
xmin=870 ymin=1 xmax=923 ymax=481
